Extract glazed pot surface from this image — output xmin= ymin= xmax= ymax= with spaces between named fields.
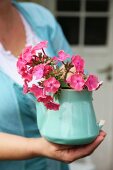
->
xmin=36 ymin=89 xmax=100 ymax=145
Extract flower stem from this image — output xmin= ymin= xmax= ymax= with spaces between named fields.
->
xmin=42 ymin=48 xmax=46 ymax=56
xmin=64 ymin=69 xmax=69 ymax=80
xmin=62 ymin=61 xmax=66 ymax=66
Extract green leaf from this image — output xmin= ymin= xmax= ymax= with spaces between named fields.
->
xmin=60 ymin=80 xmax=70 ymax=88
xmin=53 ymin=89 xmax=61 ymax=100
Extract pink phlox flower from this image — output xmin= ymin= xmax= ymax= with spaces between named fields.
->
xmin=17 ymin=59 xmax=32 ymax=82
xmin=17 ymin=47 xmax=33 ymax=78
xmin=23 ymin=81 xmax=29 ymax=94
xmin=29 ymin=84 xmax=45 ymax=99
xmin=67 ymin=74 xmax=85 ymax=91
xmin=44 ymin=101 xmax=60 ymax=111
xmin=32 ymin=41 xmax=48 ymax=54
xmin=44 ymin=65 xmax=53 ymax=76
xmin=17 ymin=54 xmax=26 ymax=74
xmin=38 ymin=95 xmax=53 ymax=103
xmin=71 ymin=55 xmax=85 ymax=73
xmin=22 ymin=72 xmax=32 ymax=82
xmin=85 ymin=75 xmax=100 ymax=91
xmin=22 ymin=46 xmax=32 ymax=63
xmin=33 ymin=64 xmax=45 ymax=80
xmin=19 ymin=66 xmax=33 ymax=82
xmin=54 ymin=50 xmax=70 ymax=62
xmin=44 ymin=77 xmax=60 ymax=94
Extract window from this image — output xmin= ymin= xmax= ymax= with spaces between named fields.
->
xmin=57 ymin=17 xmax=80 ymax=44
xmin=86 ymin=0 xmax=109 ymax=12
xmin=56 ymin=0 xmax=110 ymax=46
xmin=57 ymin=0 xmax=80 ymax=11
xmin=84 ymin=17 xmax=108 ymax=45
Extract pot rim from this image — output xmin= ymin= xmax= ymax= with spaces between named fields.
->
xmin=61 ymin=88 xmax=91 ymax=92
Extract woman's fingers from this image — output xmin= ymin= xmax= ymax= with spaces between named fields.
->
xmin=55 ymin=131 xmax=106 ymax=163
xmin=70 ymin=131 xmax=106 ymax=161
xmin=37 ymin=131 xmax=106 ymax=163
xmin=99 ymin=130 xmax=106 ymax=137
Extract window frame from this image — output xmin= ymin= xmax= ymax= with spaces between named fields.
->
xmin=43 ymin=0 xmax=113 ymax=54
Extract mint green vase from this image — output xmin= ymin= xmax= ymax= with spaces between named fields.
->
xmin=36 ymin=89 xmax=104 ymax=145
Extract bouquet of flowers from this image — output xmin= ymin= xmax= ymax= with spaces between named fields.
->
xmin=17 ymin=41 xmax=102 ymax=111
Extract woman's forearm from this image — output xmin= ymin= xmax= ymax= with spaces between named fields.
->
xmin=0 ymin=131 xmax=106 ymax=163
xmin=0 ymin=133 xmax=40 ymax=160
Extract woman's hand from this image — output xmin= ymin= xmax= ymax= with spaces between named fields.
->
xmin=32 ymin=131 xmax=106 ymax=163
xmin=0 ymin=131 xmax=106 ymax=161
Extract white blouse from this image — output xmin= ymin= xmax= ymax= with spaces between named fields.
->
xmin=0 ymin=13 xmax=46 ymax=86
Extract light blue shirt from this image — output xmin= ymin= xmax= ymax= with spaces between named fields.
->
xmin=0 ymin=1 xmax=72 ymax=170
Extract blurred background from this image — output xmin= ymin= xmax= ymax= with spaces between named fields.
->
xmin=19 ymin=0 xmax=113 ymax=170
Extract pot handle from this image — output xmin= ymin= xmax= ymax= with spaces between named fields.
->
xmin=97 ymin=120 xmax=105 ymax=130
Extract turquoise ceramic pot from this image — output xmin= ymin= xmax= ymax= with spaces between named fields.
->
xmin=36 ymin=89 xmax=103 ymax=145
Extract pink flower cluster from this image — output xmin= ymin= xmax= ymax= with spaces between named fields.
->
xmin=66 ymin=55 xmax=102 ymax=91
xmin=17 ymin=41 xmax=102 ymax=111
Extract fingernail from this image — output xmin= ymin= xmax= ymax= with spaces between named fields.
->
xmin=104 ymin=133 xmax=107 ymax=137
